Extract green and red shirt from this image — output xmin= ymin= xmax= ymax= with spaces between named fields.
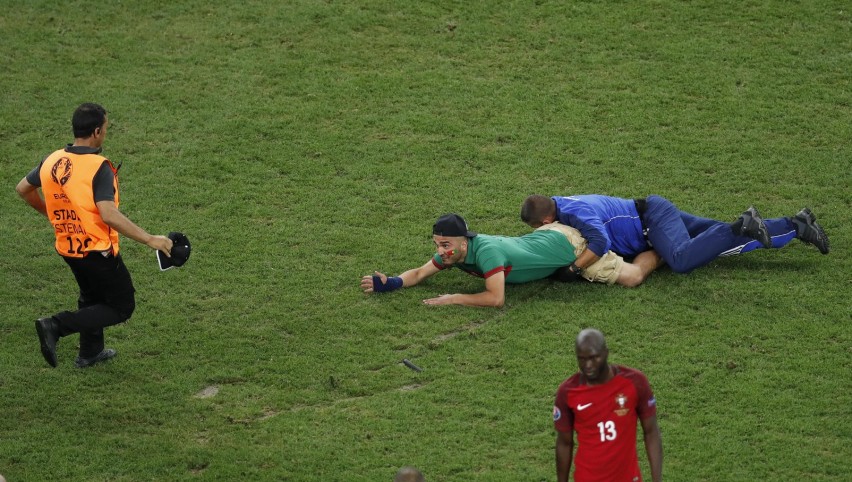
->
xmin=431 ymin=230 xmax=577 ymax=284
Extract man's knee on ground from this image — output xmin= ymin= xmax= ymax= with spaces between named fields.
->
xmin=619 ymin=273 xmax=645 ymax=287
xmin=616 ymin=266 xmax=647 ymax=288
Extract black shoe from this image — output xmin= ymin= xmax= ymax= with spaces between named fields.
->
xmin=731 ymin=206 xmax=771 ymax=248
xmin=35 ymin=317 xmax=59 ymax=368
xmin=75 ymin=348 xmax=117 ymax=368
xmin=792 ymin=208 xmax=830 ymax=254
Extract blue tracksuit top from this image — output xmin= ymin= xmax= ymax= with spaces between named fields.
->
xmin=552 ymin=195 xmax=648 ymax=257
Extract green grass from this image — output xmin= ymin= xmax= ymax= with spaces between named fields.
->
xmin=1 ymin=1 xmax=850 ymax=480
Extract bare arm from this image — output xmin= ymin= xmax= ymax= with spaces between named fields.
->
xmin=398 ymin=260 xmax=442 ymax=287
xmin=15 ymin=177 xmax=47 ymax=216
xmin=572 ymin=248 xmax=600 ymax=270
xmin=555 ymin=430 xmax=574 ymax=482
xmin=96 ymin=200 xmax=172 ymax=255
xmin=641 ymin=415 xmax=663 ymax=482
xmin=423 ymin=270 xmax=506 ymax=307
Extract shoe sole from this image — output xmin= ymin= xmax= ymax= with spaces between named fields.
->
xmin=35 ymin=319 xmax=58 ymax=368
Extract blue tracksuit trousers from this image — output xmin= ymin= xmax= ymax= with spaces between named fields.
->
xmin=643 ymin=195 xmax=798 ymax=273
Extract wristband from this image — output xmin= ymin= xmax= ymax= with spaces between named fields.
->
xmin=373 ymin=275 xmax=403 ymax=293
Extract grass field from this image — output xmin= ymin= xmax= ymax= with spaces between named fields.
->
xmin=1 ymin=1 xmax=850 ymax=481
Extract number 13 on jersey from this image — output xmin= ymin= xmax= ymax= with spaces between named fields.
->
xmin=597 ymin=420 xmax=617 ymax=441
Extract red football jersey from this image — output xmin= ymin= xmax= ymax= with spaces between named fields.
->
xmin=553 ymin=365 xmax=657 ymax=482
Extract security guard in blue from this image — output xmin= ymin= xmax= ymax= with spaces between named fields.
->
xmin=521 ymin=194 xmax=829 ymax=283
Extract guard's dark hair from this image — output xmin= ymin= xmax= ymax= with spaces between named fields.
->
xmin=72 ymin=103 xmax=107 ymax=138
xmin=520 ymin=194 xmax=554 ymax=224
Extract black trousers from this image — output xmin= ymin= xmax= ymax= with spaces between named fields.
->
xmin=54 ymin=252 xmax=136 ymax=358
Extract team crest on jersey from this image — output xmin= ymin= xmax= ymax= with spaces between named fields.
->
xmin=614 ymin=393 xmax=630 ymax=416
xmin=553 ymin=406 xmax=561 ymax=422
xmin=51 ymin=157 xmax=73 ymax=186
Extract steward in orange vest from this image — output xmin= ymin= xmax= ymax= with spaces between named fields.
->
xmin=39 ymin=148 xmax=121 ymax=258
xmin=16 ymin=103 xmax=173 ymax=368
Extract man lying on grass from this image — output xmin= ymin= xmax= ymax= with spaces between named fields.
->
xmin=360 ymin=213 xmax=661 ymax=308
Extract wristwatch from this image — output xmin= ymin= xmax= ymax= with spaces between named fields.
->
xmin=568 ymin=263 xmax=584 ymax=275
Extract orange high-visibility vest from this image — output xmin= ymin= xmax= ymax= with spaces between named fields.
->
xmin=39 ymin=149 xmax=120 ymax=258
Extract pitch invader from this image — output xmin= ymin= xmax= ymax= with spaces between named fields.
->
xmin=554 ymin=329 xmax=663 ymax=482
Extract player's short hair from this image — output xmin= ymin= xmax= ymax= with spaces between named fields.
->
xmin=520 ymin=195 xmax=554 ymax=225
xmin=576 ymin=328 xmax=607 ymax=352
xmin=72 ymin=103 xmax=107 ymax=138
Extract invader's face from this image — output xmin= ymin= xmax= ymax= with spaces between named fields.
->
xmin=432 ymin=235 xmax=467 ymax=266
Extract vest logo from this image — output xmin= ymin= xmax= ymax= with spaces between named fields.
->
xmin=51 ymin=157 xmax=73 ymax=185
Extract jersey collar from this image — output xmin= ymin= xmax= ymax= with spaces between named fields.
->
xmin=65 ymin=144 xmax=103 ymax=155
